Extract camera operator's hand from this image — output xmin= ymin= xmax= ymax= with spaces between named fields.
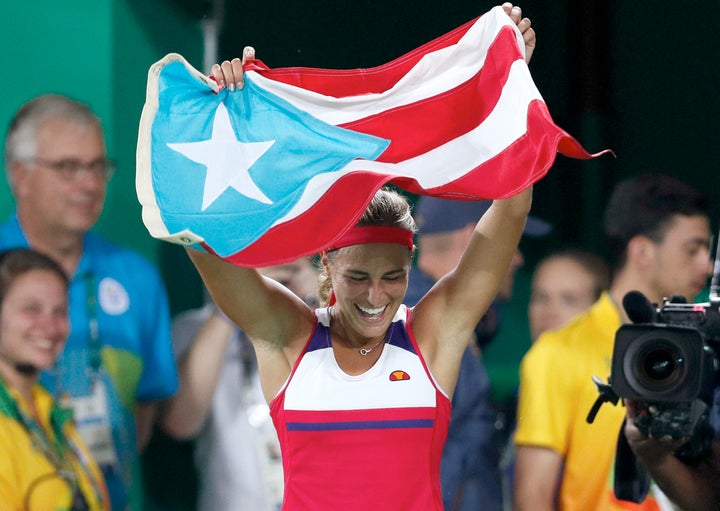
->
xmin=624 ymin=399 xmax=688 ymax=466
xmin=623 ymin=399 xmax=720 ymax=511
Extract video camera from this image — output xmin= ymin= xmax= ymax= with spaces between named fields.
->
xmin=611 ymin=291 xmax=718 ymax=458
xmin=586 ymin=248 xmax=720 ymax=503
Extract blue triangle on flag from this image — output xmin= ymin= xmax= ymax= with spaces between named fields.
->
xmin=150 ymin=60 xmax=389 ymax=256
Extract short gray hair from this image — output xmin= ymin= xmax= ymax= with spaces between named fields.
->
xmin=4 ymin=94 xmax=103 ymax=172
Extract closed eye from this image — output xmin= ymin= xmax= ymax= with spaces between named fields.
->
xmin=345 ymin=272 xmax=369 ymax=282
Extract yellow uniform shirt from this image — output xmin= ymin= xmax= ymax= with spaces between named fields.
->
xmin=0 ymin=382 xmax=109 ymax=511
xmin=515 ymin=293 xmax=627 ymax=511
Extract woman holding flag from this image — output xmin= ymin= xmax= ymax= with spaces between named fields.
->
xmin=185 ymin=4 xmax=535 ymax=510
xmin=189 ymin=182 xmax=530 ymax=510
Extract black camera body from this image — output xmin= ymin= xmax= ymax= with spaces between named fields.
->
xmin=609 ymin=294 xmax=720 ymax=460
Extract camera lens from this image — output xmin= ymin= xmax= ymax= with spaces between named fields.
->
xmin=613 ymin=324 xmax=705 ymax=401
xmin=642 ymin=349 xmax=679 ymax=380
xmin=634 ymin=341 xmax=684 ymax=390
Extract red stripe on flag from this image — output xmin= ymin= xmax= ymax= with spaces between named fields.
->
xmin=220 ymin=172 xmax=390 ymax=266
xmin=340 ymin=26 xmax=522 ymax=163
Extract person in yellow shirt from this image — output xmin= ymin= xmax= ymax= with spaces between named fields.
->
xmin=513 ymin=174 xmax=713 ymax=511
xmin=0 ymin=248 xmax=109 ymax=511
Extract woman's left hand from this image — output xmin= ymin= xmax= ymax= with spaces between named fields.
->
xmin=210 ymin=46 xmax=256 ymax=92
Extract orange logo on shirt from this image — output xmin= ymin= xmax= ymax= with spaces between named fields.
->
xmin=389 ymin=370 xmax=411 ymax=381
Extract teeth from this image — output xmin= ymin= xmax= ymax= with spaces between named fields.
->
xmin=33 ymin=339 xmax=54 ymax=349
xmin=357 ymin=304 xmax=386 ymax=315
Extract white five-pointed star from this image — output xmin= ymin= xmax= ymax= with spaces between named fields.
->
xmin=168 ymin=102 xmax=275 ymax=210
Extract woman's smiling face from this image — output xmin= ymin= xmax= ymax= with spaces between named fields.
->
xmin=0 ymin=269 xmax=69 ymax=374
xmin=325 ymin=242 xmax=412 ymax=343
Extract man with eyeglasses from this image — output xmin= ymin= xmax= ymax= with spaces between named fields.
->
xmin=0 ymin=94 xmax=178 ymax=511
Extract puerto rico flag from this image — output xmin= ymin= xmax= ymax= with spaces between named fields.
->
xmin=137 ymin=5 xmax=604 ymax=267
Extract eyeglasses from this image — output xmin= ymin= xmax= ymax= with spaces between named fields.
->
xmin=27 ymin=157 xmax=116 ymax=182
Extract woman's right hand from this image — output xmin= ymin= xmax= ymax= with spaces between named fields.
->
xmin=210 ymin=46 xmax=256 ymax=92
xmin=501 ymin=3 xmax=535 ymax=64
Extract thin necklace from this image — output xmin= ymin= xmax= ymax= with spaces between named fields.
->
xmin=326 ymin=306 xmax=392 ymax=356
xmin=359 ymin=338 xmax=384 ymax=356
xmin=358 ymin=323 xmax=394 ymax=356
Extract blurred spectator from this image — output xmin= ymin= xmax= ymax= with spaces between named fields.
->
xmin=501 ymin=247 xmax=609 ymax=507
xmin=408 ymin=196 xmax=550 ymax=511
xmin=528 ymin=248 xmax=610 ymax=342
xmin=1 ymin=94 xmax=177 ymax=511
xmin=160 ymin=258 xmax=319 ymax=511
xmin=0 ymin=248 xmax=110 ymax=510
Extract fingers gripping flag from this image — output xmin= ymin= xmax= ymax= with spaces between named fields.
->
xmin=137 ymin=5 xmax=605 ymax=267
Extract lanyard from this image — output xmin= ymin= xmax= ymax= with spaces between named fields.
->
xmin=84 ymin=272 xmax=103 ymax=383
xmin=0 ymin=380 xmax=104 ymax=508
xmin=53 ymin=270 xmax=104 ymax=391
xmin=0 ymin=381 xmax=68 ymax=467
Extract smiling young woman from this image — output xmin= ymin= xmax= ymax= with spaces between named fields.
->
xmin=0 ymin=248 xmax=109 ymax=510
xmin=188 ymin=180 xmax=532 ymax=511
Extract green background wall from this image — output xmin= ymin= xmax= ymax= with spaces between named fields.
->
xmin=0 ymin=0 xmax=206 ymax=315
xmin=0 ymin=2 xmax=205 ymax=507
